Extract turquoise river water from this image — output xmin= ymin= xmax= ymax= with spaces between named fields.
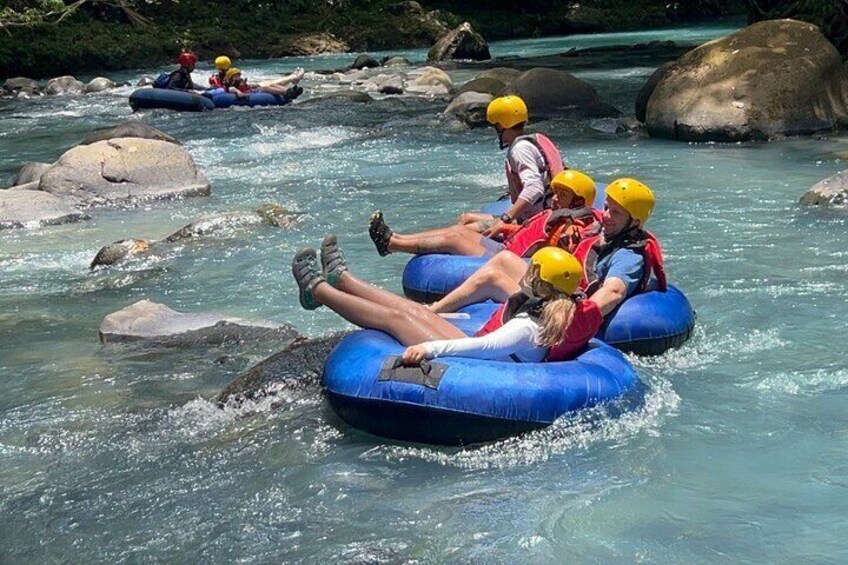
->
xmin=2 ymin=21 xmax=848 ymax=563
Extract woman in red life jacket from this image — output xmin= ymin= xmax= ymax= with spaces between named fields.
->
xmin=292 ymin=238 xmax=601 ymax=364
xmin=429 ymin=170 xmax=601 ymax=314
xmin=223 ymin=67 xmax=305 ymax=98
xmin=368 ymin=95 xmax=567 ymax=257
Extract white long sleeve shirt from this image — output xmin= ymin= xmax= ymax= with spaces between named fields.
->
xmin=421 ymin=313 xmax=547 ymax=363
xmin=506 ymin=139 xmax=549 ymax=219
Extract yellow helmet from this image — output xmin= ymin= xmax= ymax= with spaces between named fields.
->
xmin=530 ymin=247 xmax=583 ymax=296
xmin=486 ymin=95 xmax=528 ymax=129
xmin=550 ymin=170 xmax=596 ymax=206
xmin=215 ymin=56 xmax=232 ymax=71
xmin=606 ymin=178 xmax=655 ymax=225
xmin=224 ymin=67 xmax=242 ymax=82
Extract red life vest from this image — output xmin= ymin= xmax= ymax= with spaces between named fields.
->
xmin=209 ymin=74 xmax=224 ymax=88
xmin=503 ymin=207 xmax=602 ymax=257
xmin=504 ymin=133 xmax=566 ymax=208
xmin=572 ymin=230 xmax=667 ymax=296
xmin=475 ymin=293 xmax=603 ymax=362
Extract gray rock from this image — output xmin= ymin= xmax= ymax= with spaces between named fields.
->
xmin=137 ymin=76 xmax=155 ymax=87
xmin=84 ymin=77 xmax=116 ymax=93
xmin=11 ymin=162 xmax=51 ymax=187
xmin=635 ymin=62 xmax=674 ymax=123
xmin=0 ymin=189 xmax=88 ymax=230
xmin=428 ymin=22 xmax=491 ymax=62
xmin=506 ymin=67 xmax=620 ymax=119
xmin=99 ymin=299 xmax=299 ymax=346
xmin=300 ymin=90 xmax=375 ymax=105
xmin=90 ymin=239 xmax=151 ymax=269
xmin=645 ymin=19 xmax=848 ymax=141
xmin=444 ymin=91 xmax=493 ymax=127
xmin=275 ymin=33 xmax=349 ymax=57
xmin=38 ymin=138 xmax=210 ymax=207
xmin=218 ymin=332 xmax=348 ymax=405
xmin=382 ymin=56 xmax=412 ymax=67
xmin=45 ymin=75 xmax=85 ymax=95
xmin=81 ymin=121 xmax=180 ymax=145
xmin=351 ymin=54 xmax=380 ymax=70
xmin=799 ymin=170 xmax=848 ymax=208
xmin=457 ymin=76 xmax=507 ymax=97
xmin=406 ymin=66 xmax=453 ymax=96
xmin=3 ymin=77 xmax=39 ymax=94
xmin=476 ymin=67 xmax=521 ymax=84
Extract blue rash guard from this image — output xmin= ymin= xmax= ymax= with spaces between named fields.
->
xmin=595 ymin=247 xmax=645 ymax=298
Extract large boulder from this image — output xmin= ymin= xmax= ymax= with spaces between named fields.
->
xmin=45 ymin=75 xmax=84 ymax=95
xmin=635 ymin=62 xmax=674 ymax=123
xmin=644 ymin=19 xmax=848 ymax=141
xmin=799 ymin=170 xmax=848 ymax=208
xmin=99 ymin=300 xmax=299 ymax=346
xmin=427 ymin=22 xmax=491 ymax=62
xmin=0 ymin=190 xmax=87 ymax=230
xmin=84 ymin=77 xmax=116 ymax=93
xmin=275 ymin=33 xmax=349 ymax=56
xmin=477 ymin=67 xmax=522 ymax=84
xmin=406 ymin=66 xmax=453 ymax=96
xmin=3 ymin=77 xmax=39 ymax=95
xmin=11 ymin=162 xmax=51 ymax=187
xmin=382 ymin=56 xmax=412 ymax=67
xmin=351 ymin=54 xmax=380 ymax=70
xmin=457 ymin=76 xmax=506 ymax=97
xmin=505 ymin=67 xmax=620 ymax=119
xmin=81 ymin=121 xmax=180 ymax=145
xmin=37 ymin=138 xmax=210 ymax=207
xmin=444 ymin=91 xmax=493 ymax=127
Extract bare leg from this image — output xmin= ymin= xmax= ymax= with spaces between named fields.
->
xmin=388 ymin=225 xmax=489 ymax=256
xmin=430 ymin=250 xmax=528 ymax=313
xmin=313 ymin=280 xmax=465 ymax=345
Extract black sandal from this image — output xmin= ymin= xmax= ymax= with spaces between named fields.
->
xmin=369 ymin=211 xmax=393 ymax=257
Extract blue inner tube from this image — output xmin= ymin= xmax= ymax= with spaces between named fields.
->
xmin=322 ymin=305 xmax=639 ymax=445
xmin=205 ymin=90 xmax=294 ymax=109
xmin=129 ymin=88 xmax=214 ymax=112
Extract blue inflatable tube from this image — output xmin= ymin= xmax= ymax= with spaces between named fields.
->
xmin=322 ymin=308 xmax=639 ymax=445
xmin=205 ymin=90 xmax=295 ymax=109
xmin=129 ymin=88 xmax=214 ymax=112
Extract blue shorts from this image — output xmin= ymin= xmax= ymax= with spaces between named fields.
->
xmin=479 ymin=236 xmax=505 ymax=258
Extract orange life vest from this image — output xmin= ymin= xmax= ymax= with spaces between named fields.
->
xmin=503 ymin=207 xmax=602 ymax=257
xmin=475 ymin=292 xmax=603 ymax=362
xmin=572 ymin=230 xmax=667 ymax=296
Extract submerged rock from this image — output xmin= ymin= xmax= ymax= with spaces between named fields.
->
xmin=218 ymin=332 xmax=348 ymax=405
xmin=505 ymin=67 xmax=620 ymax=119
xmin=382 ymin=56 xmax=412 ymax=67
xmin=45 ymin=75 xmax=84 ymax=95
xmin=300 ymin=91 xmax=375 ymax=105
xmin=38 ymin=137 xmax=210 ymax=207
xmin=81 ymin=121 xmax=180 ymax=146
xmin=799 ymin=170 xmax=848 ymax=208
xmin=84 ymin=77 xmax=116 ymax=93
xmin=99 ymin=299 xmax=298 ymax=346
xmin=428 ymin=22 xmax=490 ymax=62
xmin=90 ymin=239 xmax=151 ymax=269
xmin=457 ymin=76 xmax=507 ymax=98
xmin=0 ymin=190 xmax=88 ymax=230
xmin=645 ymin=19 xmax=848 ymax=141
xmin=90 ymin=205 xmax=295 ymax=268
xmin=10 ymin=162 xmax=51 ymax=187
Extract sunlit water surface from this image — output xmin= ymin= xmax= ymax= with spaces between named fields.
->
xmin=2 ymin=23 xmax=848 ymax=563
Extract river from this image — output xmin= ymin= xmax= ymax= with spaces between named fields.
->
xmin=1 ymin=20 xmax=847 ymax=563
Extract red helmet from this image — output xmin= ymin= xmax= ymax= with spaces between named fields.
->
xmin=178 ymin=51 xmax=198 ymax=67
